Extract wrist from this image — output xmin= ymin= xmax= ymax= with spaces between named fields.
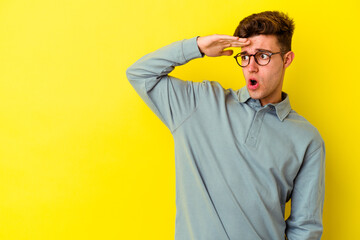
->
xmin=196 ymin=36 xmax=205 ymax=56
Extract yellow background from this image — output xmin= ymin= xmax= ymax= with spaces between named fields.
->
xmin=0 ymin=0 xmax=359 ymax=239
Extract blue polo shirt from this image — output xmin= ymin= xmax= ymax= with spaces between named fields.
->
xmin=126 ymin=36 xmax=325 ymax=240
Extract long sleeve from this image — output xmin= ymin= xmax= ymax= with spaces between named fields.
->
xmin=126 ymin=36 xmax=204 ymax=133
xmin=285 ymin=140 xmax=326 ymax=240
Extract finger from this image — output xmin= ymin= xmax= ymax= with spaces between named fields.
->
xmin=218 ymin=38 xmax=239 ymax=44
xmin=221 ymin=37 xmax=248 ymax=43
xmin=240 ymin=40 xmax=251 ymax=47
xmin=216 ymin=34 xmax=240 ymax=41
xmin=230 ymin=41 xmax=248 ymax=46
xmin=238 ymin=41 xmax=251 ymax=47
xmin=237 ymin=38 xmax=249 ymax=43
xmin=229 ymin=41 xmax=250 ymax=48
xmin=223 ymin=43 xmax=231 ymax=48
xmin=224 ymin=38 xmax=250 ymax=45
xmin=221 ymin=49 xmax=233 ymax=56
xmin=220 ymin=40 xmax=243 ymax=46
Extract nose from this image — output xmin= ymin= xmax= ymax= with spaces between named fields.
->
xmin=247 ymin=55 xmax=259 ymax=73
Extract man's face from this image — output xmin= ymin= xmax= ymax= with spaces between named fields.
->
xmin=240 ymin=34 xmax=294 ymax=106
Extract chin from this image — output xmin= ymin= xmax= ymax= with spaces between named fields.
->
xmin=248 ymin=91 xmax=262 ymax=100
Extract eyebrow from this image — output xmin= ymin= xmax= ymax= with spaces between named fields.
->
xmin=240 ymin=48 xmax=272 ymax=55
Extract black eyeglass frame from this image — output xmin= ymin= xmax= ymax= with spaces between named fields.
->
xmin=234 ymin=51 xmax=283 ymax=67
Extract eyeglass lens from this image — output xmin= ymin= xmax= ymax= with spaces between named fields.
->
xmin=240 ymin=52 xmax=271 ymax=67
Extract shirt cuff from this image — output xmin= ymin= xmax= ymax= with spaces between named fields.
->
xmin=182 ymin=36 xmax=205 ymax=62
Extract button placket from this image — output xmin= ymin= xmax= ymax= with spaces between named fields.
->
xmin=245 ymin=109 xmax=267 ymax=147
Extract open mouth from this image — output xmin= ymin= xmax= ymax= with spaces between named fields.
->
xmin=248 ymin=78 xmax=259 ymax=90
xmin=250 ymin=79 xmax=257 ymax=86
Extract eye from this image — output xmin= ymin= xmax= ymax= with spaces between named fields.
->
xmin=259 ymin=53 xmax=270 ymax=60
xmin=241 ymin=55 xmax=249 ymax=61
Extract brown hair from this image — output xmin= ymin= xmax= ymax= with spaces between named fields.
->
xmin=233 ymin=11 xmax=295 ymax=52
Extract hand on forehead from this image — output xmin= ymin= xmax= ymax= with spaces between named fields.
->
xmin=213 ymin=35 xmax=250 ymax=47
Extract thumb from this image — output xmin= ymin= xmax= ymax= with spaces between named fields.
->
xmin=221 ymin=49 xmax=233 ymax=56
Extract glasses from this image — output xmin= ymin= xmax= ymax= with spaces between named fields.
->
xmin=234 ymin=51 xmax=282 ymax=67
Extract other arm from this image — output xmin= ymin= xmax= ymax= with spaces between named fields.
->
xmin=285 ymin=140 xmax=326 ymax=240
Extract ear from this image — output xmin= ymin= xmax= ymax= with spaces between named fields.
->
xmin=283 ymin=51 xmax=295 ymax=68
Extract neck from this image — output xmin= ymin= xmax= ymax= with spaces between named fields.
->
xmin=260 ymin=92 xmax=283 ymax=106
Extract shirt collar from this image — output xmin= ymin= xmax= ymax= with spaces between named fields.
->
xmin=237 ymin=86 xmax=292 ymax=122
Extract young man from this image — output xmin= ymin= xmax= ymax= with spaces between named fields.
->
xmin=126 ymin=11 xmax=325 ymax=240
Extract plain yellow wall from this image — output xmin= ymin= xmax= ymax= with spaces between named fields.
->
xmin=0 ymin=0 xmax=359 ymax=239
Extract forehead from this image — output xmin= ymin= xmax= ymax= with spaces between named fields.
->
xmin=241 ymin=35 xmax=280 ymax=53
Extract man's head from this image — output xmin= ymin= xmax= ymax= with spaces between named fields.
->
xmin=233 ymin=11 xmax=295 ymax=106
xmin=234 ymin=11 xmax=294 ymax=53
